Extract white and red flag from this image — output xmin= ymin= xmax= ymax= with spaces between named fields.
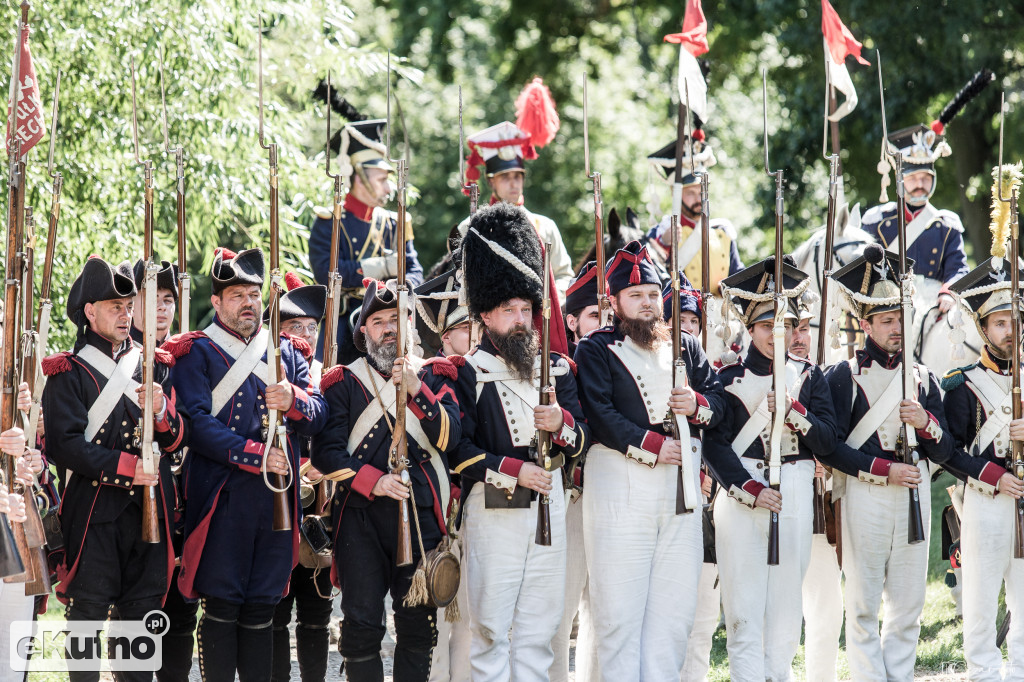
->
xmin=5 ymin=21 xmax=45 ymax=155
xmin=822 ymin=0 xmax=870 ymax=122
xmin=664 ymin=0 xmax=708 ymax=123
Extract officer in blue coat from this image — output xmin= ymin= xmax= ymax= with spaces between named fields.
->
xmin=309 ymin=118 xmax=423 ymax=366
xmin=167 ymin=247 xmax=327 ymax=681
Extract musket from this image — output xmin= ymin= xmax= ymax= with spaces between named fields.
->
xmin=763 ymin=69 xmax=784 ymax=566
xmin=258 ymin=16 xmax=293 ymax=532
xmin=683 ymin=82 xmax=712 ymax=350
xmin=583 ymin=77 xmax=611 ymax=328
xmin=877 ymin=51 xmax=925 ymax=545
xmin=458 ymin=87 xmax=480 ymax=350
xmin=812 ymin=65 xmax=841 ymax=537
xmin=0 ymin=0 xmax=31 ymax=583
xmin=158 ymin=46 xmax=189 ymax=333
xmin=130 ymin=57 xmax=162 ymax=544
xmin=316 ymin=71 xmax=345 ymax=515
xmin=386 ymin=57 xmax=414 ymax=567
xmin=996 ymin=95 xmax=1024 ymax=559
xmin=533 ymin=242 xmax=554 ymax=545
xmin=665 ymin=216 xmax=699 ymax=515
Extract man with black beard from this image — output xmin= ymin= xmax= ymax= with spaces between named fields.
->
xmin=574 ymin=242 xmax=725 ymax=680
xmin=311 ymin=278 xmax=460 ymax=682
xmin=450 ymin=202 xmax=590 ymax=682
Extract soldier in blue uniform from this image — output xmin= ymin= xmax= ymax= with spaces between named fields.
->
xmin=42 ymin=256 xmax=189 ymax=682
xmin=451 ymin=203 xmax=590 ymax=682
xmin=942 ymin=256 xmax=1024 ymax=679
xmin=311 ymin=278 xmax=460 ymax=682
xmin=574 ymin=241 xmax=723 ymax=680
xmin=703 ymin=256 xmax=837 ymax=681
xmin=309 ymin=118 xmax=423 ymax=367
xmin=167 ymin=247 xmax=326 ymax=681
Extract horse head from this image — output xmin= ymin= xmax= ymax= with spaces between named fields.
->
xmin=574 ymin=206 xmax=649 ymax=276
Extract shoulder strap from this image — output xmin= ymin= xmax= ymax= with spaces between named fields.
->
xmin=79 ymin=346 xmax=142 ymax=442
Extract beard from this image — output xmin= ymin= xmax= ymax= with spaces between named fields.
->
xmin=488 ymin=324 xmax=538 ymax=382
xmin=223 ymin=305 xmax=260 ymax=338
xmin=681 ymin=199 xmax=702 ymax=220
xmin=619 ymin=314 xmax=670 ymax=351
xmin=366 ymin=332 xmax=398 ymax=374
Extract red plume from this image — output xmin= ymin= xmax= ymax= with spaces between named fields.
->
xmin=930 ymin=120 xmax=945 ymax=135
xmin=515 ymin=78 xmax=560 ymax=159
xmin=215 ymin=247 xmax=237 ymax=260
xmin=285 ymin=272 xmax=304 ymax=291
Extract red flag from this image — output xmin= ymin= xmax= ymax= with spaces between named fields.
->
xmin=821 ymin=0 xmax=870 ymax=66
xmin=5 ymin=23 xmax=45 ymax=155
xmin=663 ymin=0 xmax=709 ymax=58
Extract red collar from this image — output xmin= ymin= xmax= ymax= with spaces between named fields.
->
xmin=344 ymin=194 xmax=376 ymax=222
xmin=904 ymin=205 xmax=923 ymax=223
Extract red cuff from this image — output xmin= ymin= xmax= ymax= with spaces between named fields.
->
xmin=408 ymin=382 xmax=438 ymax=420
xmin=116 ymin=452 xmax=139 ymax=478
xmin=551 ymin=408 xmax=575 ymax=446
xmin=741 ymin=479 xmax=766 ymax=499
xmin=642 ymin=430 xmax=665 ymax=454
xmin=498 ymin=457 xmax=525 ymax=479
xmin=687 ymin=392 xmax=711 ymax=425
xmin=785 ymin=401 xmax=807 ymax=431
xmin=235 ymin=440 xmax=266 ymax=475
xmin=699 ymin=470 xmax=707 ymax=486
xmin=351 ymin=465 xmax=386 ymax=499
xmin=916 ymin=413 xmax=940 ymax=440
xmin=285 ymin=386 xmax=312 ymax=422
xmin=154 ymin=397 xmax=176 ymax=433
xmin=870 ymin=458 xmax=893 ymax=478
xmin=979 ymin=461 xmax=1007 ymax=489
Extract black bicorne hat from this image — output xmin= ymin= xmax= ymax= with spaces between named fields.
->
xmin=132 ymin=259 xmax=179 ymax=301
xmin=67 ymin=256 xmax=137 ymax=326
xmin=211 ymin=248 xmax=265 ymax=295
xmin=830 ymin=244 xmax=913 ymax=319
xmin=274 ymin=272 xmax=327 ymax=324
xmin=343 ymin=119 xmax=392 ymax=173
xmin=950 ymin=257 xmax=1024 ymax=322
xmin=565 ymin=261 xmax=600 ymax=316
xmin=353 ymin=278 xmax=408 ymax=353
xmin=720 ymin=256 xmax=809 ymax=326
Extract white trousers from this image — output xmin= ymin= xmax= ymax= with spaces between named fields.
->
xmin=550 ymin=493 xmax=598 ymax=682
xmin=680 ymin=561 xmax=720 ymax=682
xmin=584 ymin=443 xmax=703 ymax=682
xmin=716 ymin=458 xmax=814 ymax=682
xmin=962 ymin=485 xmax=1024 ymax=681
xmin=802 ymin=533 xmax=843 ymax=682
xmin=430 ymin=535 xmax=473 ymax=682
xmin=464 ymin=473 xmax=566 ymax=682
xmin=0 ymin=582 xmax=34 ymax=682
xmin=842 ymin=462 xmax=931 ymax=682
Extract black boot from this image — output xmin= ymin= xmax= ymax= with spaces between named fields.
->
xmin=392 ymin=646 xmax=433 ymax=682
xmin=270 ymin=600 xmax=293 ymax=682
xmin=295 ymin=623 xmax=329 ymax=682
xmin=236 ymin=603 xmax=275 ymax=682
xmin=197 ymin=598 xmax=240 ymax=682
xmin=342 ymin=654 xmax=384 ymax=682
xmin=66 ymin=599 xmax=110 ymax=682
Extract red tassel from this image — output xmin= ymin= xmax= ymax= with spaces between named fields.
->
xmin=154 ymin=348 xmax=176 ymax=367
xmin=466 ymin=164 xmax=481 ymax=182
xmin=282 ymin=332 xmax=313 ymax=361
xmin=930 ymin=120 xmax=945 ymax=135
xmin=41 ymin=351 xmax=73 ymax=376
xmin=425 ymin=357 xmax=458 ymax=381
xmin=630 ymin=263 xmax=641 ymax=285
xmin=162 ymin=330 xmax=207 ymax=359
xmin=284 ymin=272 xmax=304 ymax=291
xmin=215 ymin=247 xmax=237 ymax=260
xmin=447 ymin=354 xmax=467 ymax=368
xmin=692 ymin=129 xmax=706 ymax=142
xmin=521 ymin=143 xmax=538 ymax=161
xmin=320 ymin=365 xmax=346 ymax=392
xmin=515 ymin=77 xmax=560 ymax=150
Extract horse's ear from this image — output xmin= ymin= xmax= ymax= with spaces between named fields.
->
xmin=626 ymin=206 xmax=640 ymax=230
xmin=608 ymin=208 xmax=621 ymax=238
xmin=836 ymin=204 xmax=850 ymax=234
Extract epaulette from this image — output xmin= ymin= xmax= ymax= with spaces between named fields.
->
xmin=711 ymin=217 xmax=738 ymax=241
xmin=313 ymin=205 xmax=332 ymax=220
xmin=162 ymin=330 xmax=207 ymax=359
xmin=940 ymin=365 xmax=972 ymax=392
xmin=555 ymin=352 xmax=577 ymax=375
xmin=447 ymin=354 xmax=467 ymax=368
xmin=154 ymin=348 xmax=176 ymax=368
xmin=282 ymin=332 xmax=313 ymax=361
xmin=933 ymin=209 xmax=965 ymax=233
xmin=320 ymin=365 xmax=346 ymax=392
xmin=423 ymin=356 xmax=458 ymax=381
xmin=861 ymin=202 xmax=896 ymax=226
xmin=42 ymin=351 xmax=73 ymax=376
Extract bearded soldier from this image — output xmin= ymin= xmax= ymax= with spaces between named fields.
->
xmin=167 ymin=247 xmax=326 ymax=681
xmin=645 ymin=129 xmax=743 ymax=295
xmin=701 ymin=257 xmax=837 ymax=681
xmin=450 ymin=202 xmax=590 ymax=682
xmin=310 ymin=118 xmax=424 ymax=366
xmin=943 ymin=256 xmax=1024 ymax=680
xmin=131 ymin=259 xmax=178 ymax=346
xmin=43 ymin=256 xmax=188 ymax=682
xmin=574 ymin=242 xmax=723 ymax=681
xmin=311 ymin=278 xmax=460 ymax=682
xmin=825 ymin=244 xmax=987 ymax=681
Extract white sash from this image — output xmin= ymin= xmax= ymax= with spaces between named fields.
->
xmin=205 ymin=325 xmax=271 ymax=417
xmin=675 ymin=221 xmax=704 ymax=272
xmin=80 ymin=346 xmax=142 ymax=443
xmin=885 ymin=203 xmax=937 ymax=255
xmin=347 ymin=358 xmax=450 ymax=515
xmin=965 ymin=367 xmax=1013 ymax=457
xmin=729 ymin=361 xmax=806 ymax=456
xmin=845 ymin=366 xmax=904 ymax=450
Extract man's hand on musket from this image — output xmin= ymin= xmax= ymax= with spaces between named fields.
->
xmin=15 ymin=448 xmax=42 ymax=488
xmin=517 ymin=462 xmax=553 ymax=494
xmin=657 ymin=438 xmax=682 ymax=466
xmin=16 ymin=381 xmax=30 ymax=413
xmin=0 ymin=484 xmax=25 ymax=523
xmin=371 ymin=473 xmax=410 ymax=501
xmin=755 ymin=487 xmax=782 ymax=513
xmin=265 ymin=446 xmax=289 ymax=477
xmin=0 ymin=427 xmax=26 ymax=462
xmin=391 ymin=356 xmax=423 ymax=397
xmin=669 ymin=386 xmax=697 ymax=417
xmin=887 ymin=462 xmax=922 ymax=489
xmin=998 ymin=473 xmax=1024 ymax=499
xmin=265 ymin=377 xmax=295 ymax=412
xmin=899 ymin=399 xmax=929 ymax=430
xmin=766 ymin=390 xmax=793 ymax=415
xmin=815 ymin=461 xmax=826 ymax=479
xmin=534 ymin=387 xmax=564 ymax=433
xmin=133 ymin=459 xmax=160 ymax=487
xmin=135 ymin=383 xmax=167 ymax=415
xmin=1010 ymin=418 xmax=1024 ymax=441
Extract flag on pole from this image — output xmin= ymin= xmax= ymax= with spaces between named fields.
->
xmin=664 ymin=0 xmax=708 ymax=122
xmin=6 ymin=22 xmax=44 ymax=155
xmin=822 ymin=0 xmax=869 ymax=122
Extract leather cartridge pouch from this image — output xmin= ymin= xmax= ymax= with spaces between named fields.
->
xmin=484 ymin=484 xmax=532 ymax=509
xmin=299 ymin=515 xmax=333 ymax=570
